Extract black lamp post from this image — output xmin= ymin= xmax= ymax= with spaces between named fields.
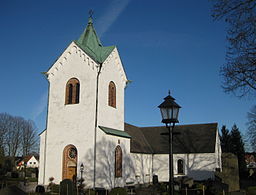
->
xmin=158 ymin=91 xmax=181 ymax=195
xmin=80 ymin=163 xmax=84 ymax=194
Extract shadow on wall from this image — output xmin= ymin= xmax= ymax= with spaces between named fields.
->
xmin=82 ymin=137 xmax=135 ymax=189
xmin=185 ymin=154 xmax=215 ymax=180
xmin=132 ymin=153 xmax=152 ymax=184
xmin=153 ymin=132 xmax=216 ymax=181
xmin=178 ymin=132 xmax=216 ymax=180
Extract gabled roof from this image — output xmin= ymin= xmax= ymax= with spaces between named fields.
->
xmin=23 ymin=155 xmax=33 ymax=163
xmin=125 ymin=123 xmax=218 ymax=154
xmin=74 ymin=17 xmax=115 ymax=64
xmin=23 ymin=155 xmax=39 ymax=163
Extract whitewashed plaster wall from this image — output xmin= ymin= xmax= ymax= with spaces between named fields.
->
xmin=38 ymin=42 xmax=128 ymax=188
xmin=38 ymin=131 xmax=46 ymax=183
xmin=153 ymin=153 xmax=217 ymax=181
xmin=85 ymin=47 xmax=128 ymax=189
xmin=39 ymin=42 xmax=99 ymax=185
xmin=88 ymin=131 xmax=134 ymax=189
xmin=131 ymin=153 xmax=153 ymax=184
xmin=215 ymin=130 xmax=222 ymax=171
xmin=97 ymin=47 xmax=127 ymax=131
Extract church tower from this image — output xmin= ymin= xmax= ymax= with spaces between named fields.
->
xmin=38 ymin=17 xmax=132 ymax=188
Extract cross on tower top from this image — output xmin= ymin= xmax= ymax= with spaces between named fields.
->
xmin=89 ymin=9 xmax=94 ymax=18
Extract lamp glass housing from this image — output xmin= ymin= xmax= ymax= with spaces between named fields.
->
xmin=158 ymin=94 xmax=181 ymax=124
xmin=80 ymin=163 xmax=84 ymax=172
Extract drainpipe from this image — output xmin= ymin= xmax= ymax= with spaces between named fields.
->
xmin=93 ymin=63 xmax=103 ymax=189
xmin=42 ymin=73 xmax=50 ymax=185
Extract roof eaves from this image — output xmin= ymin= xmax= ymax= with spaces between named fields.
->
xmin=74 ymin=41 xmax=100 ymax=64
xmin=38 ymin=129 xmax=46 ymax=136
xmin=99 ymin=126 xmax=131 ymax=139
xmin=139 ymin=122 xmax=218 ymax=129
xmin=124 ymin=123 xmax=154 ymax=154
xmin=99 ymin=45 xmax=115 ymax=63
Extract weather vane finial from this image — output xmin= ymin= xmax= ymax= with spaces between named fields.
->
xmin=168 ymin=90 xmax=171 ymax=96
xmin=89 ymin=9 xmax=94 ymax=18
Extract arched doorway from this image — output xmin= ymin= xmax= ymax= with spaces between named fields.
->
xmin=63 ymin=145 xmax=77 ymax=181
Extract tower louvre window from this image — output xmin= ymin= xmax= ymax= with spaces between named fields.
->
xmin=68 ymin=84 xmax=73 ymax=104
xmin=65 ymin=78 xmax=80 ymax=105
xmin=75 ymin=83 xmax=80 ymax=104
xmin=108 ymin=81 xmax=116 ymax=108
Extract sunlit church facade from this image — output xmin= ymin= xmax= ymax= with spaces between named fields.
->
xmin=38 ymin=17 xmax=222 ymax=189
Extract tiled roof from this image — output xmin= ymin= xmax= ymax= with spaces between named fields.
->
xmin=124 ymin=123 xmax=153 ymax=154
xmin=125 ymin=123 xmax=217 ymax=154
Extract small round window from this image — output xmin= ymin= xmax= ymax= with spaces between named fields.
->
xmin=69 ymin=148 xmax=77 ymax=159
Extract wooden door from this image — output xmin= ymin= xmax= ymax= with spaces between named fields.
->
xmin=67 ymin=166 xmax=76 ymax=181
xmin=62 ymin=145 xmax=77 ymax=180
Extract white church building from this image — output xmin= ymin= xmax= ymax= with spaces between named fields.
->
xmin=38 ymin=17 xmax=222 ymax=189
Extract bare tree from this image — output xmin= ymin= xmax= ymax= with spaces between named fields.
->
xmin=4 ymin=116 xmax=23 ymax=157
xmin=0 ymin=113 xmax=8 ymax=157
xmin=0 ymin=113 xmax=38 ymax=157
xmin=21 ymin=120 xmax=38 ymax=156
xmin=0 ymin=113 xmax=19 ymax=157
xmin=212 ymin=0 xmax=256 ymax=97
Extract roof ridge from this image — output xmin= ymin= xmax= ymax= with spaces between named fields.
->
xmin=140 ymin=122 xmax=218 ymax=129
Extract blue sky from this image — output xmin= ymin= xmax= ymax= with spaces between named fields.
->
xmin=0 ymin=0 xmax=254 ymax=136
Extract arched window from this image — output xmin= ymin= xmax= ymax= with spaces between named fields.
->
xmin=75 ymin=83 xmax=80 ymax=104
xmin=177 ymin=159 xmax=184 ymax=174
xmin=115 ymin=145 xmax=122 ymax=177
xmin=68 ymin=84 xmax=73 ymax=104
xmin=65 ymin=78 xmax=80 ymax=104
xmin=108 ymin=81 xmax=116 ymax=108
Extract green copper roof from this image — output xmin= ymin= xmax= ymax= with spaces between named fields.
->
xmin=99 ymin=126 xmax=131 ymax=139
xmin=74 ymin=17 xmax=115 ymax=64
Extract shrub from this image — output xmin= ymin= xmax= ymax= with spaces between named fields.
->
xmin=47 ymin=177 xmax=55 ymax=191
xmin=51 ymin=184 xmax=60 ymax=193
xmin=161 ymin=191 xmax=180 ymax=195
xmin=84 ymin=189 xmax=96 ymax=195
xmin=28 ymin=177 xmax=38 ymax=182
xmin=11 ymin=171 xmax=19 ymax=178
xmin=49 ymin=177 xmax=54 ymax=182
xmin=247 ymin=186 xmax=256 ymax=195
xmin=110 ymin=187 xmax=127 ymax=195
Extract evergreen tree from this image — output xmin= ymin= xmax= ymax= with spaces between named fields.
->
xmin=230 ymin=124 xmax=246 ymax=177
xmin=220 ymin=125 xmax=231 ymax=152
